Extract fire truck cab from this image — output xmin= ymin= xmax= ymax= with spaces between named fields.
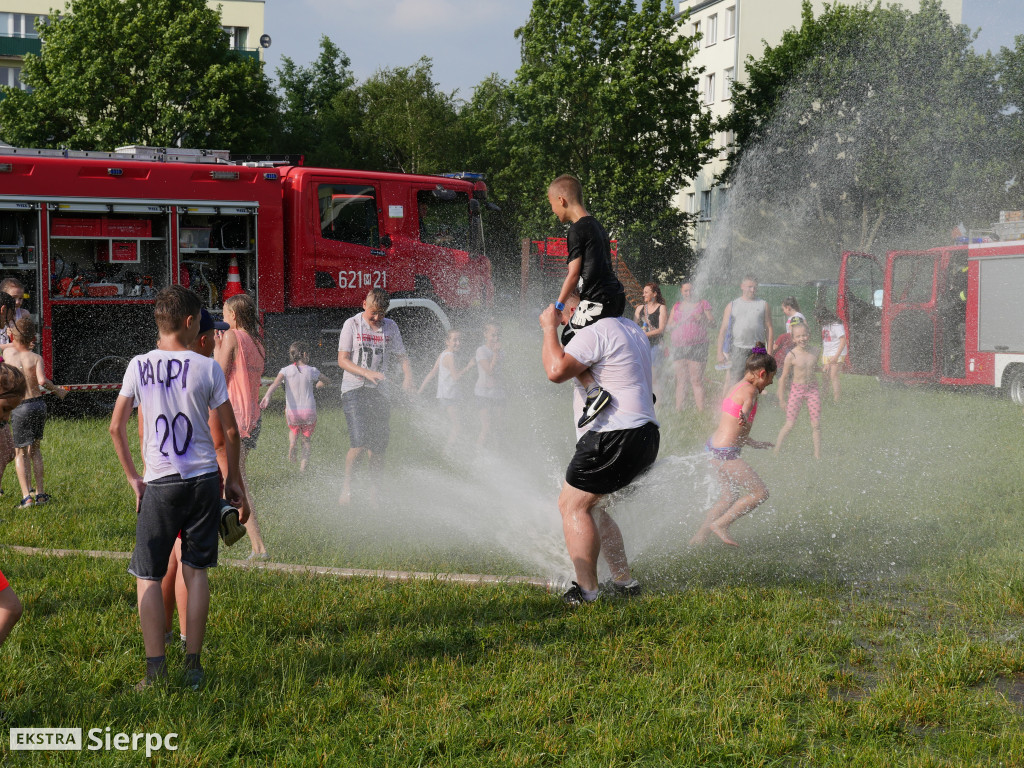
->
xmin=838 ymin=223 xmax=1024 ymax=402
xmin=0 ymin=146 xmax=492 ymax=389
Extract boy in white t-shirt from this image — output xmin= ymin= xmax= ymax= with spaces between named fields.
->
xmin=110 ymin=285 xmax=246 ymax=690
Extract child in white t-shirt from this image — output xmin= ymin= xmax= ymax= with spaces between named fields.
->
xmin=474 ymin=322 xmax=505 ymax=448
xmin=260 ymin=341 xmax=329 ymax=473
xmin=110 ymin=285 xmax=246 ymax=691
xmin=418 ymin=329 xmax=475 ymax=450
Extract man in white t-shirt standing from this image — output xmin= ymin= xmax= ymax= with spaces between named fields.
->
xmin=337 ymin=288 xmax=415 ymax=505
xmin=110 ymin=285 xmax=247 ymax=690
xmin=540 ymin=291 xmax=660 ymax=605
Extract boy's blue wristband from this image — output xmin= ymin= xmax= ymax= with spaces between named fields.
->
xmin=555 ymin=301 xmax=565 ymax=311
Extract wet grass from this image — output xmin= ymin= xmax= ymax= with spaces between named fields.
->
xmin=2 ymin=370 xmax=1024 ymax=764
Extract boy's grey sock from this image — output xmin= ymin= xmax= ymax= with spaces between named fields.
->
xmin=145 ymin=656 xmax=167 ymax=680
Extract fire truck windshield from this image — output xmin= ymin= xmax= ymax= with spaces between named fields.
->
xmin=417 ymin=190 xmax=483 ymax=256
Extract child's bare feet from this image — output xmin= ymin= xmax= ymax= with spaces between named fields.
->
xmin=689 ymin=527 xmax=710 ymax=546
xmin=709 ymin=522 xmax=739 ymax=547
xmin=338 ymin=489 xmax=351 ymax=506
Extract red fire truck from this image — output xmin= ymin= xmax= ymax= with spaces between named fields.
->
xmin=837 ymin=217 xmax=1024 ymax=403
xmin=0 ymin=145 xmax=493 ymax=389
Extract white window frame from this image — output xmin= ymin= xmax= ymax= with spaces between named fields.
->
xmin=724 ymin=6 xmax=736 ymax=39
xmin=704 ymin=73 xmax=716 ymax=105
xmin=700 ymin=190 xmax=712 ymax=221
xmin=723 ymin=67 xmax=735 ymax=100
xmin=686 ymin=192 xmax=696 ymax=215
xmin=706 ymin=14 xmax=717 ymax=46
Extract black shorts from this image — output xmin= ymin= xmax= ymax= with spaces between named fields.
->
xmin=128 ymin=471 xmax=221 ymax=581
xmin=342 ymin=386 xmax=391 ymax=454
xmin=561 ymin=291 xmax=627 ymax=345
xmin=241 ymin=417 xmax=262 ymax=452
xmin=565 ymin=421 xmax=660 ymax=495
xmin=11 ymin=397 xmax=46 ymax=448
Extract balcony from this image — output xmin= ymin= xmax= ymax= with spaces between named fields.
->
xmin=232 ymin=48 xmax=260 ymax=62
xmin=0 ymin=36 xmax=41 ymax=58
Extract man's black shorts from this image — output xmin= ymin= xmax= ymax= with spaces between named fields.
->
xmin=341 ymin=386 xmax=391 ymax=454
xmin=565 ymin=421 xmax=660 ymax=495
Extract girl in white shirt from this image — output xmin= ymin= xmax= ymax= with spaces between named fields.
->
xmin=418 ymin=330 xmax=475 ymax=450
xmin=260 ymin=342 xmax=329 ymax=473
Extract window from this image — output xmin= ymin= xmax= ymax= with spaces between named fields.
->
xmin=318 ymin=184 xmax=380 ymax=248
xmin=417 ymin=190 xmax=470 ymax=251
xmin=0 ymin=13 xmax=47 ymax=38
xmin=0 ymin=66 xmax=21 ymax=89
xmin=692 ymin=20 xmax=700 ymax=41
xmin=704 ymin=73 xmax=716 ymax=104
xmin=724 ymin=6 xmax=736 ymax=39
xmin=686 ymin=192 xmax=696 ymax=214
xmin=222 ymin=26 xmax=249 ymax=50
xmin=723 ymin=67 xmax=735 ymax=100
xmin=706 ymin=14 xmax=717 ymax=46
xmin=700 ymin=190 xmax=712 ymax=221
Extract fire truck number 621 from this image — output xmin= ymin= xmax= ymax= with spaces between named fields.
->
xmin=337 ymin=270 xmax=387 ymax=290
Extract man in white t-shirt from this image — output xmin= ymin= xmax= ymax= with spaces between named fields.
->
xmin=540 ymin=291 xmax=660 ymax=605
xmin=110 ymin=285 xmax=246 ymax=690
xmin=337 ymin=288 xmax=415 ymax=505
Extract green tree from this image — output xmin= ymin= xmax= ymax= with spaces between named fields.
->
xmin=359 ymin=57 xmax=462 ymax=175
xmin=504 ymin=0 xmax=713 ymax=278
xmin=275 ymin=36 xmax=364 ymax=168
xmin=994 ymin=36 xmax=1024 ymax=212
xmin=0 ymin=0 xmax=277 ymax=151
xmin=718 ymin=0 xmax=1004 ymax=275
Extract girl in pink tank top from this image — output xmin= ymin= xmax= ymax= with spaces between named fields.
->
xmin=691 ymin=344 xmax=776 ymax=548
xmin=217 ymin=294 xmax=268 ymax=559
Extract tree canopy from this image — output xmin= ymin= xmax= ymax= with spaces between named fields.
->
xmin=0 ymin=0 xmax=277 ymax=151
xmin=717 ymin=0 xmax=1006 ymax=278
xmin=500 ymin=0 xmax=714 ymax=276
xmin=275 ymin=36 xmax=364 ymax=169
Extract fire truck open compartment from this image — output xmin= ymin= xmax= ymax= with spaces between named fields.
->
xmin=177 ymin=204 xmax=258 ymax=311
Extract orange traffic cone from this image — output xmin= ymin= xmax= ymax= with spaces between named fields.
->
xmin=222 ymin=255 xmax=244 ymax=302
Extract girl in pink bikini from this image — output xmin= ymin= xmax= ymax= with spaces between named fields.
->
xmin=690 ymin=344 xmax=776 ymax=547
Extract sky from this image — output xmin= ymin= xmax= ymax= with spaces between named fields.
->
xmin=261 ymin=0 xmax=1024 ymax=97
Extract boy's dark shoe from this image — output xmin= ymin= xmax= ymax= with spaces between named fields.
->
xmin=183 ymin=667 xmax=205 ymax=691
xmin=578 ymin=387 xmax=612 ymax=428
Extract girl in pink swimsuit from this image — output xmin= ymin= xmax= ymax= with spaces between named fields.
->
xmin=691 ymin=344 xmax=776 ymax=547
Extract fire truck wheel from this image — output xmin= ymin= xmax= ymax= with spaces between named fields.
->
xmin=1005 ymin=366 xmax=1024 ymax=406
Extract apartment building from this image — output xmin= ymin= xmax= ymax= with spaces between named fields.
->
xmin=0 ymin=0 xmax=266 ymax=91
xmin=676 ymin=0 xmax=963 ymax=251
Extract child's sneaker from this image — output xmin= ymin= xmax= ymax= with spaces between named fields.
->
xmin=578 ymin=387 xmax=612 ymax=428
xmin=183 ymin=667 xmax=204 ymax=691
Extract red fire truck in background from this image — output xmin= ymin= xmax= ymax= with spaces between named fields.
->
xmin=0 ymin=145 xmax=493 ymax=389
xmin=837 ymin=214 xmax=1024 ymax=403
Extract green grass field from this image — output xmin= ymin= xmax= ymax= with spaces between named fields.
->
xmin=3 ymin=363 xmax=1024 ymax=765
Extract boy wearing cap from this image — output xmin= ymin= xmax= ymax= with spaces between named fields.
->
xmin=110 ymin=287 xmax=246 ymax=690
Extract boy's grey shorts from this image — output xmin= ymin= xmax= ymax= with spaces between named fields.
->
xmin=128 ymin=471 xmax=221 ymax=581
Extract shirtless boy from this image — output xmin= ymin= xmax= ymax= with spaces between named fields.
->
xmin=773 ymin=321 xmax=822 ymax=459
xmin=2 ymin=317 xmax=67 ymax=507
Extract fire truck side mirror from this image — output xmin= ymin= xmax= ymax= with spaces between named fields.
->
xmin=381 ymin=234 xmax=392 ymax=248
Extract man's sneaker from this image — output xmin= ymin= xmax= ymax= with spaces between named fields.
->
xmin=578 ymin=387 xmax=612 ymax=428
xmin=561 ymin=581 xmax=598 ymax=606
xmin=610 ymin=579 xmax=643 ymax=598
